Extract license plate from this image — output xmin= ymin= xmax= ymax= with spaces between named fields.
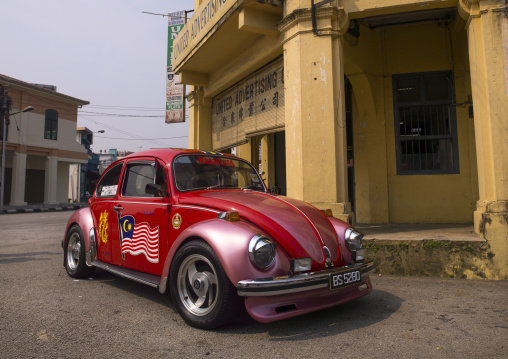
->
xmin=330 ymin=269 xmax=362 ymax=289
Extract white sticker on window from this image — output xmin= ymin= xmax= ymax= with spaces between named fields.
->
xmin=250 ymin=174 xmax=260 ymax=182
xmin=101 ymin=185 xmax=118 ymax=196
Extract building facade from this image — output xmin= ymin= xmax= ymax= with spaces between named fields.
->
xmin=1 ymin=75 xmax=89 ymax=206
xmin=69 ymin=127 xmax=100 ymax=203
xmin=172 ymin=0 xmax=508 ymax=278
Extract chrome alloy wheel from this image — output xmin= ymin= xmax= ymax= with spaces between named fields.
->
xmin=177 ymin=254 xmax=219 ymax=316
xmin=66 ymin=232 xmax=81 ymax=271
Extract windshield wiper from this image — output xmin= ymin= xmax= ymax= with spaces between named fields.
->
xmin=241 ymin=185 xmax=264 ymax=191
xmin=206 ymin=184 xmax=238 ymax=190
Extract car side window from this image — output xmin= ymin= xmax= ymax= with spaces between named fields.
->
xmin=155 ymin=161 xmax=168 ymax=193
xmin=121 ymin=161 xmax=167 ymax=197
xmin=95 ymin=162 xmax=123 ymax=198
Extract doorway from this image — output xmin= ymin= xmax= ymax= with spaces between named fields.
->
xmin=274 ymin=131 xmax=286 ymax=196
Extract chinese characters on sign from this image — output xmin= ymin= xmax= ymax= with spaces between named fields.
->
xmin=211 ymin=58 xmax=285 ymax=150
xmin=166 ymin=11 xmax=185 ymax=123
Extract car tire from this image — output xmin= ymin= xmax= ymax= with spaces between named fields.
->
xmin=64 ymin=225 xmax=95 ymax=279
xmin=170 ymin=240 xmax=241 ymax=329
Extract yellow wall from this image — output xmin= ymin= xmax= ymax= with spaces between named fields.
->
xmin=345 ymin=21 xmax=479 ymax=223
xmin=178 ymin=0 xmax=507 ymax=278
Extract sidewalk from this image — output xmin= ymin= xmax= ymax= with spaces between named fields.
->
xmin=1 ymin=202 xmax=87 ymax=214
xmin=357 ymin=223 xmax=481 ymax=241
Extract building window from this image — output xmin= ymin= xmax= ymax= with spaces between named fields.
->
xmin=393 ymin=71 xmax=459 ymax=175
xmin=44 ymin=109 xmax=58 ymax=140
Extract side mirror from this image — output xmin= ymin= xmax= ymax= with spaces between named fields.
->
xmin=145 ymin=183 xmax=168 ymax=197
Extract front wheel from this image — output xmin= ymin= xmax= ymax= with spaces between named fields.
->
xmin=169 ymin=240 xmax=241 ymax=329
xmin=64 ymin=225 xmax=95 ymax=278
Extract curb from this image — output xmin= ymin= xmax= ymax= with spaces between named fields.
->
xmin=1 ymin=204 xmax=86 ymax=214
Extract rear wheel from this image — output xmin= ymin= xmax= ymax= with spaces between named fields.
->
xmin=170 ymin=240 xmax=241 ymax=329
xmin=64 ymin=225 xmax=94 ymax=278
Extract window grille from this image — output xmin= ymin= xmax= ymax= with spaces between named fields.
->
xmin=393 ymin=72 xmax=459 ymax=175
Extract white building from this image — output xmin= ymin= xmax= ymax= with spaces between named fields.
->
xmin=1 ymin=74 xmax=89 ymax=206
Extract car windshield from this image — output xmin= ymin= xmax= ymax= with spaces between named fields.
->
xmin=173 ymin=155 xmax=266 ymax=192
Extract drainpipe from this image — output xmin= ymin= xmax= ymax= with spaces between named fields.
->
xmin=311 ymin=0 xmax=336 ymax=36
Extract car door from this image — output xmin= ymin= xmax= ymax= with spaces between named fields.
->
xmin=111 ymin=158 xmax=170 ymax=276
xmin=90 ymin=161 xmax=125 ymax=264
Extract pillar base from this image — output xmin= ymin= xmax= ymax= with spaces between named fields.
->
xmin=311 ymin=202 xmax=354 ymax=224
xmin=9 ymin=201 xmax=27 ymax=206
xmin=474 ymin=200 xmax=508 ymax=279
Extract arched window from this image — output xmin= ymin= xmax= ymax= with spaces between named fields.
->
xmin=44 ymin=109 xmax=58 ymax=140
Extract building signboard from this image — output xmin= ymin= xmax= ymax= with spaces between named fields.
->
xmin=211 ymin=57 xmax=285 ymax=150
xmin=166 ymin=11 xmax=185 ymax=123
xmin=172 ymin=0 xmax=235 ymax=69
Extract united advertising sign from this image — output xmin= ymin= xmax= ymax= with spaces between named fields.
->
xmin=211 ymin=57 xmax=285 ymax=151
xmin=166 ymin=11 xmax=185 ymax=123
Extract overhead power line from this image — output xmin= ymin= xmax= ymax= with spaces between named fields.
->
xmin=95 ymin=135 xmax=188 ymax=140
xmin=87 ymin=105 xmax=167 ymax=111
xmin=80 ymin=115 xmax=169 ymax=147
xmin=80 ymin=111 xmax=165 ymax=118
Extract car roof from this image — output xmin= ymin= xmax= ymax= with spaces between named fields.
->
xmin=122 ymin=148 xmax=237 ymax=164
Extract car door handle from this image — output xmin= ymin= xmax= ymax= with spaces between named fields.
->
xmin=113 ymin=206 xmax=124 ymax=212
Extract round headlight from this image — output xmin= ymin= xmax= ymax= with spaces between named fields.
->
xmin=345 ymin=228 xmax=363 ymax=251
xmin=248 ymin=235 xmax=276 ymax=269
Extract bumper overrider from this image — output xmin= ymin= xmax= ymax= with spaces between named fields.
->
xmin=237 ymin=260 xmax=375 ymax=297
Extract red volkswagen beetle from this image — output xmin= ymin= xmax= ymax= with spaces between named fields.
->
xmin=63 ymin=149 xmax=374 ymax=329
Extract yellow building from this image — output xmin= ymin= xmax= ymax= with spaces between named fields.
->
xmin=173 ymin=0 xmax=508 ymax=278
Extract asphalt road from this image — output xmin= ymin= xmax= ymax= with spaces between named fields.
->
xmin=0 ymin=211 xmax=507 ymax=358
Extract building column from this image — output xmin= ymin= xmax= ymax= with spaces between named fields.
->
xmin=187 ymin=86 xmax=212 ymax=150
xmin=279 ymin=5 xmax=351 ymax=222
xmin=459 ymin=0 xmax=508 ymax=279
xmin=44 ymin=156 xmax=58 ymax=204
xmin=347 ymin=71 xmax=390 ymax=224
xmin=237 ymin=141 xmax=253 ymax=163
xmin=9 ymin=152 xmax=27 ymax=206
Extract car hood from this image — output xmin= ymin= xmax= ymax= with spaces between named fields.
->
xmin=177 ymin=190 xmax=342 ymax=266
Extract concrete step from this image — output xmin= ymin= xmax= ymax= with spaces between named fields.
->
xmin=357 ymin=224 xmax=495 ymax=279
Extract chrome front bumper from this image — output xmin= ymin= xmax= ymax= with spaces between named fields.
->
xmin=237 ymin=260 xmax=375 ymax=297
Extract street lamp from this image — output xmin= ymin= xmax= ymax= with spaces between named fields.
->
xmin=1 ymin=105 xmax=34 ymax=214
xmin=9 ymin=106 xmax=34 ymax=116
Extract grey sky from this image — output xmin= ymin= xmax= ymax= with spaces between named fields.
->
xmin=1 ymin=0 xmax=194 ymax=152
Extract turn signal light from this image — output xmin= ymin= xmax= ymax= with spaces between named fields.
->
xmin=217 ymin=211 xmax=241 ymax=221
xmin=321 ymin=209 xmax=333 ymax=217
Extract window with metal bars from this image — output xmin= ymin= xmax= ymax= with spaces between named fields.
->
xmin=393 ymin=71 xmax=459 ymax=175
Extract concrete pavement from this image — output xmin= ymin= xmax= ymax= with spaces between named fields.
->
xmin=0 ymin=211 xmax=506 ymax=358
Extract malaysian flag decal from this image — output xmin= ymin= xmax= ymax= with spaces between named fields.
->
xmin=120 ymin=215 xmax=159 ymax=263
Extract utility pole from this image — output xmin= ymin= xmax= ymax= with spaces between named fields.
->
xmin=0 ymin=85 xmax=10 ymax=214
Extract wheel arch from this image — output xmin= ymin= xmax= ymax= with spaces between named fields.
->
xmin=63 ymin=207 xmax=94 ymax=265
xmin=158 ymin=218 xmax=289 ymax=294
